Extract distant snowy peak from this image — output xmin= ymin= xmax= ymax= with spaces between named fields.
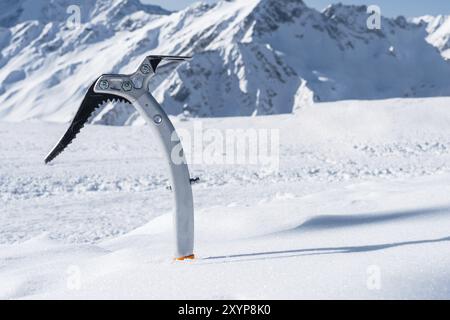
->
xmin=323 ymin=3 xmax=373 ymax=29
xmin=324 ymin=4 xmax=415 ymax=31
xmin=412 ymin=15 xmax=449 ymax=33
xmin=1 ymin=0 xmax=450 ymax=124
xmin=244 ymin=0 xmax=307 ymax=35
xmin=412 ymin=15 xmax=450 ymax=60
xmin=154 ymin=0 xmax=450 ymax=117
xmin=0 ymin=0 xmax=169 ymax=27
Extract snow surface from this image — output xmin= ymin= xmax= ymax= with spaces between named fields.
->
xmin=1 ymin=97 xmax=450 ymax=299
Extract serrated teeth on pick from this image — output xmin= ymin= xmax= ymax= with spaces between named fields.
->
xmin=99 ymin=98 xmax=131 ymax=106
xmin=45 ymin=77 xmax=133 ymax=164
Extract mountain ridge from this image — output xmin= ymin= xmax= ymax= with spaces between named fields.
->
xmin=0 ymin=0 xmax=170 ymax=27
xmin=412 ymin=15 xmax=450 ymax=60
xmin=0 ymin=0 xmax=449 ymax=124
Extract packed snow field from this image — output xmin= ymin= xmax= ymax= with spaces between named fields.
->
xmin=1 ymin=97 xmax=450 ymax=299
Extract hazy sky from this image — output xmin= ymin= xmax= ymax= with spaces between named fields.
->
xmin=142 ymin=0 xmax=450 ymax=17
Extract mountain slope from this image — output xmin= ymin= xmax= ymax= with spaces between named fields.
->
xmin=1 ymin=0 xmax=450 ymax=124
xmin=0 ymin=0 xmax=170 ymax=27
xmin=412 ymin=15 xmax=450 ymax=60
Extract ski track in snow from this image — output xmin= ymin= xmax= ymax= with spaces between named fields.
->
xmin=1 ymin=97 xmax=450 ymax=299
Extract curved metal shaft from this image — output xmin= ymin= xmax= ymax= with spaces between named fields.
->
xmin=95 ymin=56 xmax=194 ymax=259
xmin=134 ymin=93 xmax=194 ymax=258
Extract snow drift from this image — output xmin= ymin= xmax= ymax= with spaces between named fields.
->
xmin=2 ymin=97 xmax=450 ymax=298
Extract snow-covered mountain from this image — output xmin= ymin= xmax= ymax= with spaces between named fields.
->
xmin=1 ymin=0 xmax=450 ymax=124
xmin=412 ymin=15 xmax=450 ymax=60
xmin=0 ymin=0 xmax=170 ymax=27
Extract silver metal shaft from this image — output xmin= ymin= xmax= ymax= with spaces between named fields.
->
xmin=94 ymin=56 xmax=195 ymax=259
xmin=134 ymin=93 xmax=194 ymax=258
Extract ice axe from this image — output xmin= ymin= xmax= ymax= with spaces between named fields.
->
xmin=45 ymin=55 xmax=195 ymax=261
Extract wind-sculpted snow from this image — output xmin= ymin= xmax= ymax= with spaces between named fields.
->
xmin=1 ymin=97 xmax=450 ymax=241
xmin=0 ymin=0 xmax=450 ymax=124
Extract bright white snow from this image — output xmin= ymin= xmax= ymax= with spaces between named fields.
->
xmin=1 ymin=97 xmax=450 ymax=299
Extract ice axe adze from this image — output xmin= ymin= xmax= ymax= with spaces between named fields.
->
xmin=45 ymin=55 xmax=195 ymax=261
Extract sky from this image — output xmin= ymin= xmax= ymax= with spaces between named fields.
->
xmin=142 ymin=0 xmax=450 ymax=18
